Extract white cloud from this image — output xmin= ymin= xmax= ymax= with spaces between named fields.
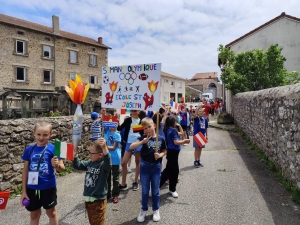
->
xmin=0 ymin=0 xmax=300 ymax=79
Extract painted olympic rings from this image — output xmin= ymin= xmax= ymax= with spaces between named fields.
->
xmin=119 ymin=72 xmax=137 ymax=85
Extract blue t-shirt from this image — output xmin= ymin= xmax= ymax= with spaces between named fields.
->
xmin=138 ymin=135 xmax=166 ymax=163
xmin=180 ymin=112 xmax=188 ymax=126
xmin=21 ymin=143 xmax=57 ymax=190
xmin=166 ymin=127 xmax=181 ymax=151
xmin=194 ymin=116 xmax=208 ymax=135
xmin=106 ymin=131 xmax=121 ymax=165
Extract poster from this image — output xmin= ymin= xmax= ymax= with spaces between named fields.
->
xmin=101 ymin=63 xmax=161 ymax=111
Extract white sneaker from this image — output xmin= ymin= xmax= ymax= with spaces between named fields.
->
xmin=153 ymin=210 xmax=160 ymax=222
xmin=137 ymin=209 xmax=147 ymax=222
xmin=127 ymin=167 xmax=132 ymax=173
xmin=169 ymin=191 xmax=178 ymax=198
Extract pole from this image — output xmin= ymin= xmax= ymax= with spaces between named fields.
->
xmin=155 ymin=111 xmax=159 ymax=153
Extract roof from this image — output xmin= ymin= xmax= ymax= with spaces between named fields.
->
xmin=186 ymin=79 xmax=218 ymax=86
xmin=191 ymin=72 xmax=218 ymax=80
xmin=161 ymin=71 xmax=187 ymax=81
xmin=226 ymin=12 xmax=300 ymax=48
xmin=0 ymin=13 xmax=111 ymax=49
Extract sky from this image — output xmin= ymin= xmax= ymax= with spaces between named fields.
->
xmin=0 ymin=0 xmax=299 ymax=80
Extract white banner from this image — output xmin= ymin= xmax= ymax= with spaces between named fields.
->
xmin=101 ymin=63 xmax=161 ymax=111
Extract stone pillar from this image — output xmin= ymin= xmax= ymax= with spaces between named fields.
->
xmin=49 ymin=96 xmax=53 ymax=112
xmin=21 ymin=95 xmax=27 ymax=118
xmin=2 ymin=95 xmax=7 ymax=120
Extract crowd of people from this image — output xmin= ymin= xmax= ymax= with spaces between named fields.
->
xmin=20 ymin=102 xmax=210 ymax=225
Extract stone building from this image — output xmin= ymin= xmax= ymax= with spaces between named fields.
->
xmin=0 ymin=13 xmax=111 ymax=118
xmin=185 ymin=72 xmax=222 ymax=101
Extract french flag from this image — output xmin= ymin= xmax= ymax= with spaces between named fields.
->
xmin=193 ymin=132 xmax=208 ymax=147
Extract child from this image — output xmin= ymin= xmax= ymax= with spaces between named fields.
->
xmin=130 ymin=118 xmax=166 ymax=222
xmin=105 ymin=125 xmax=121 ymax=203
xmin=160 ymin=116 xmax=190 ymax=198
xmin=90 ymin=111 xmax=101 ymax=142
xmin=73 ymin=138 xmax=111 ymax=225
xmin=118 ymin=110 xmax=144 ymax=191
xmin=20 ymin=120 xmax=65 ymax=225
xmin=193 ymin=107 xmax=208 ymax=167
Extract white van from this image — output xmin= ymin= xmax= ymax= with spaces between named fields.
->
xmin=201 ymin=93 xmax=213 ymax=101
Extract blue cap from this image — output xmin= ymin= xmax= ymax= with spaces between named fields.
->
xmin=91 ymin=112 xmax=99 ymax=119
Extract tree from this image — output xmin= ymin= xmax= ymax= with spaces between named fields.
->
xmin=218 ymin=44 xmax=287 ymax=94
xmin=284 ymin=71 xmax=300 ymax=85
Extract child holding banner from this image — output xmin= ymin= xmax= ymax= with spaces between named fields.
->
xmin=193 ymin=107 xmax=208 ymax=167
xmin=72 ymin=138 xmax=111 ymax=225
xmin=130 ymin=117 xmax=166 ymax=222
xmin=20 ymin=121 xmax=65 ymax=225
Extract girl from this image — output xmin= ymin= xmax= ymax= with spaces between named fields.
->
xmin=160 ymin=117 xmax=190 ymax=198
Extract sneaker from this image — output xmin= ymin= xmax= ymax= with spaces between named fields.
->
xmin=137 ymin=209 xmax=147 ymax=222
xmin=132 ymin=182 xmax=139 ymax=191
xmin=169 ymin=191 xmax=178 ymax=198
xmin=119 ymin=184 xmax=128 ymax=191
xmin=112 ymin=196 xmax=119 ymax=204
xmin=194 ymin=161 xmax=199 ymax=168
xmin=127 ymin=167 xmax=132 ymax=173
xmin=153 ymin=210 xmax=160 ymax=222
xmin=198 ymin=160 xmax=204 ymax=167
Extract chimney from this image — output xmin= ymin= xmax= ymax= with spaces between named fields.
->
xmin=98 ymin=37 xmax=102 ymax=44
xmin=52 ymin=15 xmax=60 ymax=35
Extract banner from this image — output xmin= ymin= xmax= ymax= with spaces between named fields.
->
xmin=102 ymin=63 xmax=161 ymax=111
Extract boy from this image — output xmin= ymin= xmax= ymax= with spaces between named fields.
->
xmin=73 ymin=138 xmax=111 ymax=225
xmin=105 ymin=125 xmax=121 ymax=203
xmin=130 ymin=117 xmax=166 ymax=222
xmin=193 ymin=107 xmax=208 ymax=167
xmin=20 ymin=120 xmax=65 ymax=225
xmin=90 ymin=112 xmax=101 ymax=142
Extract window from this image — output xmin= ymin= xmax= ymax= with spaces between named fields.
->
xmin=69 ymin=51 xmax=78 ymax=63
xmin=70 ymin=43 xmax=77 ymax=47
xmin=44 ymin=37 xmax=51 ymax=41
xmin=90 ymin=75 xmax=97 ymax=84
xmin=164 ymin=79 xmax=168 ymax=83
xmin=91 ymin=47 xmax=96 ymax=51
xmin=16 ymin=40 xmax=26 ymax=55
xmin=43 ymin=45 xmax=52 ymax=59
xmin=16 ymin=67 xmax=26 ymax=82
xmin=43 ymin=70 xmax=52 ymax=84
xmin=89 ymin=54 xmax=97 ymax=66
xmin=178 ymin=82 xmax=182 ymax=88
xmin=70 ymin=73 xmax=76 ymax=81
xmin=17 ymin=31 xmax=24 ymax=35
xmin=170 ymin=81 xmax=175 ymax=88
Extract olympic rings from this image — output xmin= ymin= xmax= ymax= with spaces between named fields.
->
xmin=119 ymin=72 xmax=137 ymax=85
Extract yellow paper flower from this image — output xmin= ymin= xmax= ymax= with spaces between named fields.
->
xmin=65 ymin=74 xmax=90 ymax=104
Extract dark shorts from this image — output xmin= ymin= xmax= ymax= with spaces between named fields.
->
xmin=181 ymin=125 xmax=187 ymax=131
xmin=121 ymin=141 xmax=126 ymax=157
xmin=25 ymin=186 xmax=57 ymax=211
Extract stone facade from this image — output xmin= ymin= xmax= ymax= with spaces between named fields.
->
xmin=0 ymin=116 xmax=93 ymax=192
xmin=232 ymin=83 xmax=300 ymax=189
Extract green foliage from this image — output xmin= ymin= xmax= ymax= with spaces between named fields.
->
xmin=218 ymin=44 xmax=287 ymax=94
xmin=42 ymin=110 xmax=61 ymax=117
xmin=58 ymin=165 xmax=73 ymax=176
xmin=284 ymin=71 xmax=300 ymax=85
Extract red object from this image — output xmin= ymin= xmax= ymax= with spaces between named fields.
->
xmin=0 ymin=191 xmax=10 ymax=210
xmin=180 ymin=97 xmax=184 ymax=103
xmin=103 ymin=115 xmax=118 ymax=122
xmin=193 ymin=132 xmax=208 ymax=147
xmin=73 ymin=83 xmax=85 ymax=104
xmin=138 ymin=73 xmax=148 ymax=81
xmin=67 ymin=143 xmax=74 ymax=160
xmin=121 ymin=109 xmax=126 ymax=114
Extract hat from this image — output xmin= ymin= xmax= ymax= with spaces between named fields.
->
xmin=91 ymin=112 xmax=99 ymax=119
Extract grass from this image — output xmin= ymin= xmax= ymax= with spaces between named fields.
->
xmin=239 ymin=129 xmax=300 ymax=204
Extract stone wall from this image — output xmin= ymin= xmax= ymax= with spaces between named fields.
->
xmin=0 ymin=116 xmax=93 ymax=192
xmin=232 ymin=83 xmax=300 ymax=189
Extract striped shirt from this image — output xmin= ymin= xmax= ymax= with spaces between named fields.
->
xmin=91 ymin=120 xmax=101 ymax=140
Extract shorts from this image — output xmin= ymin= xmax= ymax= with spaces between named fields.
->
xmin=125 ymin=142 xmax=142 ymax=154
xmin=193 ymin=139 xmax=205 ymax=149
xmin=181 ymin=125 xmax=187 ymax=131
xmin=25 ymin=186 xmax=57 ymax=211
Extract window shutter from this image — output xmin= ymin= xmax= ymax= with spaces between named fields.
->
xmin=90 ymin=55 xmax=93 ymax=65
xmin=50 ymin=46 xmax=54 ymax=59
xmin=95 ymin=55 xmax=97 ymax=66
xmin=25 ymin=41 xmax=28 ymax=55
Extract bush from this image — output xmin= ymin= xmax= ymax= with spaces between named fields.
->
xmin=42 ymin=110 xmax=61 ymax=117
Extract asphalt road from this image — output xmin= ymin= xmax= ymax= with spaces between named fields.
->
xmin=1 ymin=116 xmax=300 ymax=225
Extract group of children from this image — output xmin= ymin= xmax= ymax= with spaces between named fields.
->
xmin=20 ymin=104 xmax=208 ymax=224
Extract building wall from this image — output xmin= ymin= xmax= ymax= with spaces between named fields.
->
xmin=0 ymin=23 xmax=107 ymax=90
xmin=160 ymin=77 xmax=186 ymax=103
xmin=229 ymin=17 xmax=300 ymax=72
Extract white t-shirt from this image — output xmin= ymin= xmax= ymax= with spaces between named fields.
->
xmin=127 ymin=117 xmax=141 ymax=143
